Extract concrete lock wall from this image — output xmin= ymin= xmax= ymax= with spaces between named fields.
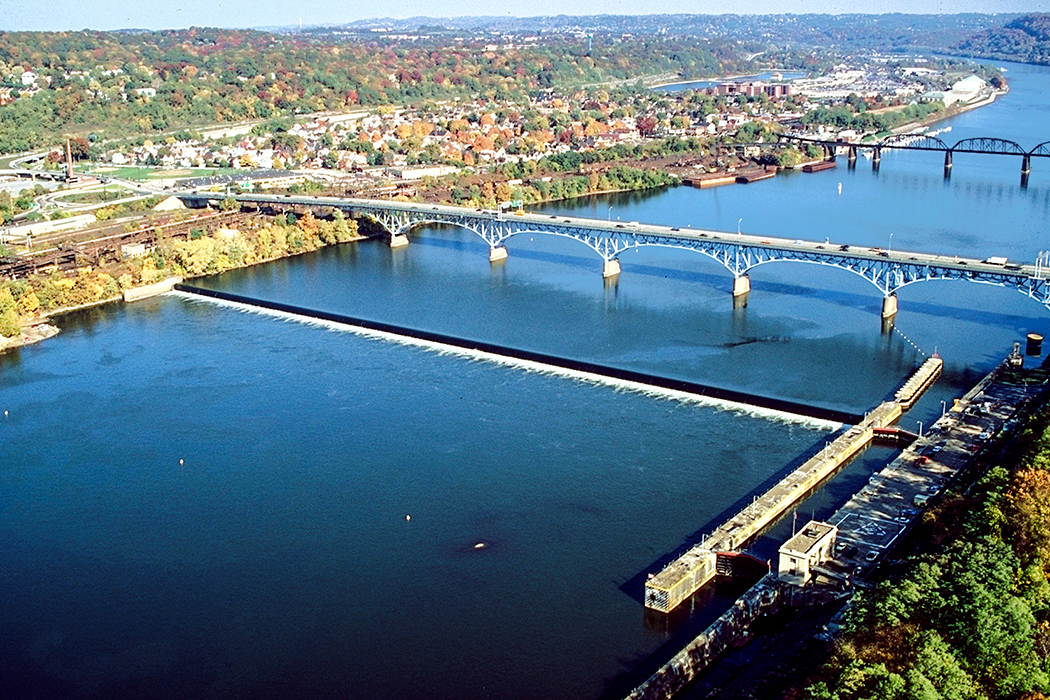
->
xmin=123 ymin=277 xmax=183 ymax=302
xmin=626 ymin=574 xmax=782 ymax=700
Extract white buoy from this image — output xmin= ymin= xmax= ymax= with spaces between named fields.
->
xmin=179 ymin=458 xmax=184 ymax=466
xmin=837 ymin=182 xmax=842 ymax=195
xmin=3 ymin=410 xmax=7 ymax=417
xmin=405 ymin=514 xmax=411 ymax=521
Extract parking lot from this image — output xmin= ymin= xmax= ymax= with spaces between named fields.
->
xmin=827 ymin=375 xmax=1029 ymax=573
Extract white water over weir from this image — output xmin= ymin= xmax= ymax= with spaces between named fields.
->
xmin=168 ymin=285 xmax=852 ymax=429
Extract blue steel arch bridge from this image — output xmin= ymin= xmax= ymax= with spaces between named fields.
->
xmin=179 ymin=192 xmax=1050 ymax=319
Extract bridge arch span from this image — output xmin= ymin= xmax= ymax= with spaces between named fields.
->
xmin=737 ymin=257 xmax=894 ymax=296
xmin=950 ymin=137 xmax=1027 ymax=155
xmin=356 ymin=211 xmax=467 ymax=238
xmin=1030 ymin=140 xmax=1050 ymax=157
xmin=879 ymin=133 xmax=949 ymax=150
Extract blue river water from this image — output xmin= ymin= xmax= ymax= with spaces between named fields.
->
xmin=1 ymin=60 xmax=1049 ymax=699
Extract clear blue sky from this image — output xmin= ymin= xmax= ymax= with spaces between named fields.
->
xmin=3 ymin=0 xmax=1048 ymax=32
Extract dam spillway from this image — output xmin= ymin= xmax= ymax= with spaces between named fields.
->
xmin=172 ymin=283 xmax=861 ymax=425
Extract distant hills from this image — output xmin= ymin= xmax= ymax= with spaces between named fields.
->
xmin=302 ymin=14 xmax=1015 ymax=53
xmin=952 ymin=13 xmax=1050 ymax=65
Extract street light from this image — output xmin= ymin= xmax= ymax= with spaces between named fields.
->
xmin=608 ymin=205 xmax=612 ymax=221
xmin=940 ymin=400 xmax=947 ymax=417
xmin=917 ymin=421 xmax=923 ymax=438
xmin=889 ymin=232 xmax=894 ymax=254
xmin=737 ymin=217 xmax=743 ymax=236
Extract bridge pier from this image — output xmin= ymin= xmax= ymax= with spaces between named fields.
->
xmin=733 ymin=274 xmax=751 ymax=297
xmin=489 ymin=246 xmax=508 ymax=262
xmin=882 ymin=293 xmax=898 ymax=320
xmin=388 ymin=233 xmax=409 ymax=248
xmin=602 ymin=258 xmax=621 ymax=279
xmin=848 ymin=145 xmax=857 ymax=162
xmin=944 ymin=150 xmax=953 ymax=179
xmin=872 ymin=147 xmax=881 ymax=168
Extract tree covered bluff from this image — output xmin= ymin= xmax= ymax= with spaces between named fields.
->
xmin=953 ymin=14 xmax=1050 ymax=66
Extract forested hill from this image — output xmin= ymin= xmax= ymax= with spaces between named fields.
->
xmin=0 ymin=28 xmax=734 ymax=152
xmin=952 ymin=14 xmax=1050 ymax=65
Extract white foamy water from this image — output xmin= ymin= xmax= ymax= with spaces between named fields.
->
xmin=169 ymin=290 xmax=841 ymax=431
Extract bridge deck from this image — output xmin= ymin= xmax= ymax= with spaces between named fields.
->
xmin=179 ymin=193 xmax=1042 ymax=288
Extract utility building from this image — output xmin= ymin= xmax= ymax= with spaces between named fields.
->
xmin=778 ymin=521 xmax=837 ymax=586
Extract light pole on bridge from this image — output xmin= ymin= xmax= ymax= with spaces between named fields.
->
xmin=889 ymin=232 xmax=894 ymax=254
xmin=737 ymin=218 xmax=742 ymax=237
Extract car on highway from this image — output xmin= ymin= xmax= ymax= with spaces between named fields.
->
xmin=979 ymin=431 xmax=991 ymax=440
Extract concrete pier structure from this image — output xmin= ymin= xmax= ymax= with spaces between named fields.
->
xmin=123 ymin=276 xmax=183 ymax=302
xmin=732 ymin=274 xmax=750 ymax=297
xmin=603 ymin=258 xmax=621 ymax=278
xmin=489 ymin=246 xmax=508 ymax=262
xmin=627 ymin=356 xmax=1032 ymax=700
xmin=389 ymin=233 xmax=409 ymax=248
xmin=643 ymin=357 xmax=942 ymax=613
xmin=882 ymin=294 xmax=898 ymax=319
xmin=629 ymin=574 xmax=782 ymax=700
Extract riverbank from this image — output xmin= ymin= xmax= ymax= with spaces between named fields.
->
xmin=0 ymin=320 xmax=60 ymax=352
xmin=891 ymin=86 xmax=1008 ymax=134
xmin=0 ymin=211 xmax=366 ymax=353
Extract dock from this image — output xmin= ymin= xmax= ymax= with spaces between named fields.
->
xmin=735 ymin=168 xmax=776 ymax=184
xmin=643 ymin=357 xmax=942 ymax=613
xmin=894 ymin=356 xmax=942 ymax=409
xmin=682 ymin=173 xmax=737 ymax=188
xmin=802 ymin=160 xmax=837 ymax=173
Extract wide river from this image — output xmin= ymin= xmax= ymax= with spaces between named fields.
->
xmin=2 ymin=61 xmax=1049 ymax=700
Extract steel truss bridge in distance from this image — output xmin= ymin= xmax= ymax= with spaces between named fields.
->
xmin=180 ymin=192 xmax=1050 ymax=320
xmin=754 ymin=134 xmax=1050 ymax=186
